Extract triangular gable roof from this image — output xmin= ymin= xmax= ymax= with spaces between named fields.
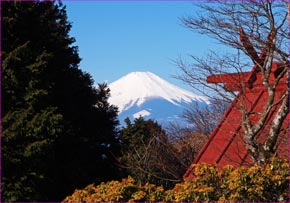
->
xmin=184 ymin=61 xmax=288 ymax=178
xmin=184 ymin=29 xmax=289 ymax=178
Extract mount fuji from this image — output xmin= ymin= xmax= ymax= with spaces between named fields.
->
xmin=108 ymin=71 xmax=210 ymax=126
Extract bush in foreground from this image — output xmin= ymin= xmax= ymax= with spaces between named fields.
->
xmin=63 ymin=158 xmax=289 ymax=202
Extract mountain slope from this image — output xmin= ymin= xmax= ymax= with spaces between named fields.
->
xmin=108 ymin=71 xmax=209 ymax=126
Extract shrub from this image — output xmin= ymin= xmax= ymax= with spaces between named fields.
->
xmin=62 ymin=176 xmax=165 ymax=202
xmin=221 ymin=158 xmax=289 ymax=202
xmin=63 ymin=158 xmax=289 ymax=202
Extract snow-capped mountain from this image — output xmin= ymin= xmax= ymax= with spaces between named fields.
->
xmin=108 ymin=71 xmax=209 ymax=126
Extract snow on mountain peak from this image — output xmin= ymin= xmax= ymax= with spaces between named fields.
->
xmin=108 ymin=71 xmax=209 ymax=113
xmin=133 ymin=109 xmax=151 ymax=119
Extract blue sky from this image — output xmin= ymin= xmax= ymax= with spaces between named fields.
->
xmin=64 ymin=1 xmax=220 ymax=91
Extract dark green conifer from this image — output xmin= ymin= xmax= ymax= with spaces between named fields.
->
xmin=119 ymin=118 xmax=179 ymax=189
xmin=2 ymin=1 xmax=120 ymax=201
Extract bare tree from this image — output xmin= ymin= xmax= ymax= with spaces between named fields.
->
xmin=166 ymin=122 xmax=208 ymax=166
xmin=177 ymin=1 xmax=289 ymax=164
xmin=118 ymin=118 xmax=208 ymax=188
xmin=118 ymin=118 xmax=191 ymax=188
xmin=181 ymin=98 xmax=229 ymax=135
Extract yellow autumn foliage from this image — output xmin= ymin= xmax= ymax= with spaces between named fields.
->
xmin=63 ymin=158 xmax=289 ymax=202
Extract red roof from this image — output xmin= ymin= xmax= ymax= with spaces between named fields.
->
xmin=184 ymin=28 xmax=289 ymax=178
xmin=184 ymin=60 xmax=288 ymax=178
xmin=183 ymin=32 xmax=289 ymax=178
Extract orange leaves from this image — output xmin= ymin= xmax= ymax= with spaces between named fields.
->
xmin=62 ymin=176 xmax=165 ymax=202
xmin=222 ymin=158 xmax=289 ymax=202
xmin=63 ymin=158 xmax=289 ymax=202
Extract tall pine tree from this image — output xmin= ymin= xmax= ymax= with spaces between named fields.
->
xmin=2 ymin=1 xmax=120 ymax=201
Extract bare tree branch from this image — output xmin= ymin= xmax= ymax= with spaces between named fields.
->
xmin=177 ymin=1 xmax=288 ymax=164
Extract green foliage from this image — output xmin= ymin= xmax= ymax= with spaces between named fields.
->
xmin=120 ymin=117 xmax=164 ymax=148
xmin=63 ymin=158 xmax=289 ymax=202
xmin=2 ymin=1 xmax=120 ymax=201
xmin=2 ymin=107 xmax=63 ymax=201
xmin=119 ymin=118 xmax=184 ymax=188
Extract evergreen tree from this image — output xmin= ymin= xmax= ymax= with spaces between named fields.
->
xmin=119 ymin=118 xmax=183 ymax=189
xmin=2 ymin=1 xmax=120 ymax=201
